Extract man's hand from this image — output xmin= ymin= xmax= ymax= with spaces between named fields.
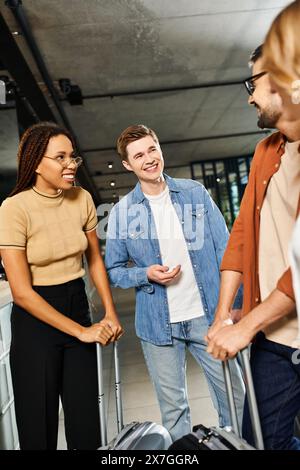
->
xmin=205 ymin=307 xmax=243 ymax=343
xmin=205 ymin=317 xmax=231 ymax=344
xmin=205 ymin=306 xmax=233 ymax=342
xmin=230 ymin=309 xmax=242 ymax=323
xmin=147 ymin=264 xmax=181 ymax=285
xmin=206 ymin=322 xmax=254 ymax=360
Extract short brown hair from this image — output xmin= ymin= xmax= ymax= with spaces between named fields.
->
xmin=116 ymin=124 xmax=159 ymax=160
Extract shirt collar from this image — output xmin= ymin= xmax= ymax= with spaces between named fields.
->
xmin=276 ymin=133 xmax=287 ymax=153
xmin=132 ymin=173 xmax=180 ymax=204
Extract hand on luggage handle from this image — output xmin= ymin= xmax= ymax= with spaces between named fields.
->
xmin=223 ymin=348 xmax=264 ymax=450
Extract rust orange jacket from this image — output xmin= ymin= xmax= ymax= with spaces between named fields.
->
xmin=220 ymin=131 xmax=300 ymax=316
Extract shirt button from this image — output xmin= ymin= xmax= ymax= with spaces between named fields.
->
xmin=275 ymin=163 xmax=279 ymax=168
xmin=193 ymin=264 xmax=197 ymax=268
xmin=263 ymin=180 xmax=267 ymax=185
xmin=257 ymin=206 xmax=260 ymax=211
xmin=255 ymin=297 xmax=259 ymax=302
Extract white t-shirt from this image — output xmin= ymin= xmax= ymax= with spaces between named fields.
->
xmin=145 ymin=186 xmax=204 ymax=323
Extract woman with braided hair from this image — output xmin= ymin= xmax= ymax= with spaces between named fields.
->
xmin=0 ymin=121 xmax=123 ymax=449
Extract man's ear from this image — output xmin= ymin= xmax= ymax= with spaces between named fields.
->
xmin=122 ymin=159 xmax=133 ymax=172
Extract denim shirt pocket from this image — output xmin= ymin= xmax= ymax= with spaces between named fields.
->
xmin=127 ymin=228 xmax=148 ymax=264
xmin=190 ymin=206 xmax=208 ymax=219
xmin=183 ymin=206 xmax=208 ymax=251
xmin=128 ymin=228 xmax=145 ymax=240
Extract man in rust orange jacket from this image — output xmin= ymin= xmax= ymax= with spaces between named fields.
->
xmin=206 ymin=45 xmax=300 ymax=450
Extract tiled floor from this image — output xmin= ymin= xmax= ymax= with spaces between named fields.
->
xmin=57 ymin=287 xmax=218 ymax=449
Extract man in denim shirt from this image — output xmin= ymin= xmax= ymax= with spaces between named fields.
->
xmin=105 ymin=125 xmax=244 ymax=441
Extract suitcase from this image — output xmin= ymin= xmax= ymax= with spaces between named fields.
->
xmin=96 ymin=341 xmax=172 ymax=450
xmin=169 ymin=348 xmax=264 ymax=451
xmin=171 ymin=423 xmax=254 ymax=451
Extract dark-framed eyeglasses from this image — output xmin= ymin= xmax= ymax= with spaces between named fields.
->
xmin=243 ymin=71 xmax=267 ymax=96
xmin=43 ymin=155 xmax=83 ymax=169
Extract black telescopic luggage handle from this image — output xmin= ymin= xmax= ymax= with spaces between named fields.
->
xmin=222 ymin=348 xmax=264 ymax=450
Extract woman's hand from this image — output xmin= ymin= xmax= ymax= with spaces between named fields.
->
xmin=85 ymin=229 xmax=125 ymax=343
xmin=102 ymin=316 xmax=124 ymax=342
xmin=78 ymin=322 xmax=114 ymax=345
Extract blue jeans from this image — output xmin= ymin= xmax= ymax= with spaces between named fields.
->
xmin=141 ymin=316 xmax=245 ymax=442
xmin=242 ymin=333 xmax=300 ymax=450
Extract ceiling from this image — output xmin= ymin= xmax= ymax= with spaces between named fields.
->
xmin=0 ymin=0 xmax=291 ymax=202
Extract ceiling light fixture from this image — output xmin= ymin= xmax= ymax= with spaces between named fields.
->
xmin=108 ymin=162 xmax=113 ymax=169
xmin=110 ymin=181 xmax=116 ymax=187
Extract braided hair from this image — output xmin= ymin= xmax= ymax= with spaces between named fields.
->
xmin=10 ymin=122 xmax=76 ymax=197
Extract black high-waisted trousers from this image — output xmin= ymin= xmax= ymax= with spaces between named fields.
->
xmin=10 ymin=277 xmax=101 ymax=450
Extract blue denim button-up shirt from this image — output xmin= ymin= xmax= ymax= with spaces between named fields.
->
xmin=105 ymin=174 xmax=242 ymax=345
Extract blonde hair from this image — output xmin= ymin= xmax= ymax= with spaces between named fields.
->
xmin=263 ymin=0 xmax=300 ymax=93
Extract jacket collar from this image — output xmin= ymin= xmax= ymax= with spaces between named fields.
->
xmin=132 ymin=173 xmax=180 ymax=204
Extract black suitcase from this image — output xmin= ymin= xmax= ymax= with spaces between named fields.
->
xmin=96 ymin=342 xmax=172 ymax=450
xmin=170 ymin=423 xmax=254 ymax=450
xmin=169 ymin=348 xmax=264 ymax=451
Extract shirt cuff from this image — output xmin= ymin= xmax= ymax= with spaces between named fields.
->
xmin=136 ymin=268 xmax=154 ymax=293
xmin=277 ymin=268 xmax=295 ymax=301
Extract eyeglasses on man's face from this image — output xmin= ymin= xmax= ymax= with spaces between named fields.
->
xmin=43 ymin=154 xmax=83 ymax=169
xmin=243 ymin=71 xmax=267 ymax=95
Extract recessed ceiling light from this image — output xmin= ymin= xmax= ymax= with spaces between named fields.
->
xmin=110 ymin=181 xmax=116 ymax=187
xmin=108 ymin=162 xmax=113 ymax=169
